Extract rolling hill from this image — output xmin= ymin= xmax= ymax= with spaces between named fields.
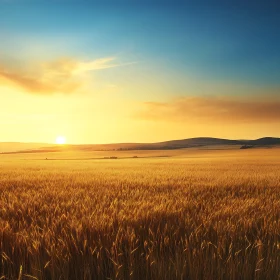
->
xmin=1 ymin=137 xmax=280 ymax=154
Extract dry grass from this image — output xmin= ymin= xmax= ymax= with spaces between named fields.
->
xmin=1 ymin=148 xmax=280 ymax=279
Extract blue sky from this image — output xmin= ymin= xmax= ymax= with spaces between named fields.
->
xmin=1 ymin=0 xmax=280 ymax=86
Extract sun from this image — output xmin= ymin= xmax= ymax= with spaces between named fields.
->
xmin=56 ymin=136 xmax=66 ymax=145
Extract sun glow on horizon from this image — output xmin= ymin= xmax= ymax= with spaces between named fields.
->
xmin=56 ymin=136 xmax=66 ymax=145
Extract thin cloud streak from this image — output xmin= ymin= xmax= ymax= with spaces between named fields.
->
xmin=137 ymin=96 xmax=280 ymax=123
xmin=72 ymin=57 xmax=136 ymax=74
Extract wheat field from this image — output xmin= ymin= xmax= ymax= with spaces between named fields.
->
xmin=1 ymin=148 xmax=280 ymax=280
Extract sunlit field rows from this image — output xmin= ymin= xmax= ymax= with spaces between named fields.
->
xmin=1 ymin=148 xmax=280 ymax=279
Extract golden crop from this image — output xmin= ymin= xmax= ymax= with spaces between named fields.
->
xmin=1 ymin=149 xmax=280 ymax=279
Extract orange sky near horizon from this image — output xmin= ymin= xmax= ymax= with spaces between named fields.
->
xmin=1 ymin=74 xmax=280 ymax=144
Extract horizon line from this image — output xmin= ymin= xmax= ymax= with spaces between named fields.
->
xmin=1 ymin=136 xmax=280 ymax=146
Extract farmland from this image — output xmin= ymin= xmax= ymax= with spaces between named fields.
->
xmin=1 ymin=147 xmax=280 ymax=279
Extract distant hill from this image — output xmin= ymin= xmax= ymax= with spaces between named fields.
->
xmin=247 ymin=137 xmax=280 ymax=146
xmin=0 ymin=142 xmax=53 ymax=153
xmin=155 ymin=137 xmax=241 ymax=148
xmin=1 ymin=137 xmax=280 ymax=154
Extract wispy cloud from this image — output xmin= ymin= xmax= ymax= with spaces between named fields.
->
xmin=0 ymin=56 xmax=131 ymax=94
xmin=136 ymin=96 xmax=280 ymax=123
xmin=73 ymin=57 xmax=134 ymax=73
xmin=0 ymin=65 xmax=80 ymax=94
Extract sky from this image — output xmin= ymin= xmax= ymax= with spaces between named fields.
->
xmin=0 ymin=0 xmax=280 ymax=144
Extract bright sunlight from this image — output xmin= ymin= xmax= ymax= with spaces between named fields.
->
xmin=56 ymin=136 xmax=66 ymax=145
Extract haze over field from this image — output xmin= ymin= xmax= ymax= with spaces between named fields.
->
xmin=1 ymin=137 xmax=280 ymax=153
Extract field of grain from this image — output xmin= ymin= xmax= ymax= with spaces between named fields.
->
xmin=1 ymin=148 xmax=280 ymax=280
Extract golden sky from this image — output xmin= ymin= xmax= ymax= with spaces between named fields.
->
xmin=1 ymin=56 xmax=279 ymax=144
xmin=1 ymin=1 xmax=280 ymax=144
